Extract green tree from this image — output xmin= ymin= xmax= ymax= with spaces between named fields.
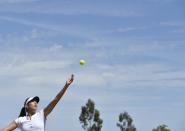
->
xmin=79 ymin=99 xmax=103 ymax=131
xmin=117 ymin=112 xmax=136 ymax=131
xmin=153 ymin=124 xmax=170 ymax=131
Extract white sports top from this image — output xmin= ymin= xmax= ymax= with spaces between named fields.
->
xmin=14 ymin=109 xmax=46 ymax=131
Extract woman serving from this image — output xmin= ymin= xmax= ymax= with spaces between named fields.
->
xmin=1 ymin=74 xmax=74 ymax=131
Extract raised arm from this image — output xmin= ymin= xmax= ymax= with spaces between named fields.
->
xmin=43 ymin=74 xmax=74 ymax=118
xmin=0 ymin=121 xmax=17 ymax=131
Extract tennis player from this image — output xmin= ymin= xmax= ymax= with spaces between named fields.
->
xmin=0 ymin=74 xmax=74 ymax=131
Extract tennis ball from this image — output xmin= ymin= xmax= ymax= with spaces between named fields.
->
xmin=79 ymin=59 xmax=86 ymax=65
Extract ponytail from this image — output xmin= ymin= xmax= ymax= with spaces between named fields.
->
xmin=19 ymin=97 xmax=32 ymax=117
xmin=19 ymin=107 xmax=26 ymax=117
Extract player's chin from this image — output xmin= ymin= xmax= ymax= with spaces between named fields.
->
xmin=33 ymin=108 xmax=37 ymax=113
xmin=33 ymin=106 xmax=38 ymax=111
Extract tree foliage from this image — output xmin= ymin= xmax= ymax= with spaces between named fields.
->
xmin=79 ymin=99 xmax=103 ymax=131
xmin=153 ymin=124 xmax=170 ymax=131
xmin=117 ymin=112 xmax=136 ymax=131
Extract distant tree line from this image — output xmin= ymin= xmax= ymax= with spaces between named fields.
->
xmin=79 ymin=99 xmax=170 ymax=131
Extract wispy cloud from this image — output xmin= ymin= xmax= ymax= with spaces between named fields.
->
xmin=160 ymin=21 xmax=185 ymax=27
xmin=0 ymin=16 xmax=100 ymax=39
xmin=0 ymin=34 xmax=184 ymax=93
xmin=117 ymin=27 xmax=144 ymax=32
xmin=0 ymin=1 xmax=141 ymax=17
xmin=0 ymin=0 xmax=39 ymax=4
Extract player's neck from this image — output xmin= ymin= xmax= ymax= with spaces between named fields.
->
xmin=27 ymin=112 xmax=35 ymax=119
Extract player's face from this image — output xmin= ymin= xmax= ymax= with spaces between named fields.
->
xmin=27 ymin=100 xmax=38 ymax=113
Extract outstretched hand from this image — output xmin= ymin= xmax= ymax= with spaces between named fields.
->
xmin=44 ymin=74 xmax=75 ymax=118
xmin=66 ymin=74 xmax=74 ymax=86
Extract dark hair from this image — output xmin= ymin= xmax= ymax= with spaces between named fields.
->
xmin=19 ymin=107 xmax=26 ymax=117
xmin=19 ymin=98 xmax=29 ymax=117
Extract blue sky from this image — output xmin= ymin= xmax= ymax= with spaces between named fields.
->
xmin=0 ymin=0 xmax=185 ymax=131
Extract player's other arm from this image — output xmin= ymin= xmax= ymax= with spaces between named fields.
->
xmin=0 ymin=121 xmax=17 ymax=131
xmin=43 ymin=74 xmax=74 ymax=118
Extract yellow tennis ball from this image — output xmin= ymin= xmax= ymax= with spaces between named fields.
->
xmin=80 ymin=59 xmax=86 ymax=65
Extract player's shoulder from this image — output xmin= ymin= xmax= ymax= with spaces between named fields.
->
xmin=35 ymin=109 xmax=44 ymax=117
xmin=17 ymin=116 xmax=27 ymax=120
xmin=15 ymin=116 xmax=27 ymax=124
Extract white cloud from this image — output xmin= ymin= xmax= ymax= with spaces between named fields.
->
xmin=0 ymin=28 xmax=184 ymax=90
xmin=0 ymin=1 xmax=141 ymax=17
xmin=0 ymin=16 xmax=95 ymax=39
xmin=1 ymin=53 xmax=184 ymax=92
xmin=116 ymin=27 xmax=146 ymax=33
xmin=173 ymin=28 xmax=185 ymax=33
xmin=98 ymin=64 xmax=185 ymax=88
xmin=0 ymin=0 xmax=39 ymax=4
xmin=160 ymin=21 xmax=185 ymax=27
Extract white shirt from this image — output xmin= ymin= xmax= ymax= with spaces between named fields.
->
xmin=14 ymin=109 xmax=46 ymax=131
